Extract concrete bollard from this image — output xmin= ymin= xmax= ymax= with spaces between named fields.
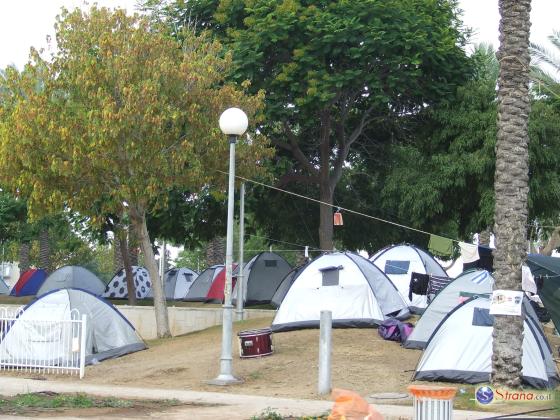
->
xmin=318 ymin=310 xmax=332 ymax=395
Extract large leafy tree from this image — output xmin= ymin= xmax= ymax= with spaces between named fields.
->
xmin=0 ymin=7 xmax=269 ymax=338
xmin=492 ymin=0 xmax=532 ymax=387
xmin=148 ymin=0 xmax=472 ymax=250
xmin=380 ymin=45 xmax=560 ymax=245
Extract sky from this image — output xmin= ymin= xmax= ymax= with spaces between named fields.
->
xmin=1 ymin=0 xmax=559 ymax=69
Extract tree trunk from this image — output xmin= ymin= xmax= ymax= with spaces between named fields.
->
xmin=129 ymin=204 xmax=171 ymax=338
xmin=205 ymin=236 xmax=225 ymax=266
xmin=39 ymin=228 xmax=50 ymax=273
xmin=541 ymin=226 xmax=560 ymax=256
xmin=128 ymin=228 xmax=139 ymax=266
xmin=19 ymin=242 xmax=30 ymax=272
xmin=117 ymin=231 xmax=137 ymax=306
xmin=319 ymin=181 xmax=334 ymax=251
xmin=492 ymin=0 xmax=532 ymax=389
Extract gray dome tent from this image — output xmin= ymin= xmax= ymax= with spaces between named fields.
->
xmin=414 ymin=297 xmax=558 ymax=388
xmin=404 ymin=269 xmax=494 ymax=349
xmin=183 ymin=265 xmax=223 ymax=302
xmin=0 ymin=288 xmax=146 ymax=365
xmin=146 ymin=267 xmax=198 ymax=300
xmin=232 ymin=252 xmax=292 ymax=305
xmin=370 ymin=244 xmax=448 ymax=314
xmin=37 ymin=266 xmax=106 ymax=297
xmin=103 ymin=266 xmax=151 ymax=299
xmin=271 ymin=252 xmax=410 ymax=332
xmin=271 ymin=264 xmax=306 ymax=308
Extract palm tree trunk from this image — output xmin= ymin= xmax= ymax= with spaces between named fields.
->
xmin=541 ymin=226 xmax=560 ymax=256
xmin=39 ymin=228 xmax=50 ymax=273
xmin=492 ymin=0 xmax=532 ymax=389
xmin=205 ymin=236 xmax=225 ymax=266
xmin=19 ymin=242 xmax=30 ymax=272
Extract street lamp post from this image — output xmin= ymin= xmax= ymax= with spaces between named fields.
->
xmin=209 ymin=107 xmax=248 ymax=385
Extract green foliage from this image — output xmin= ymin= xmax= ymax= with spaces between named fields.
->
xmin=381 ymin=45 xmax=560 ymax=240
xmin=149 ymin=0 xmax=472 ymax=250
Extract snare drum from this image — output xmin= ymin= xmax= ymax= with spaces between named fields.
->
xmin=238 ymin=328 xmax=274 ymax=358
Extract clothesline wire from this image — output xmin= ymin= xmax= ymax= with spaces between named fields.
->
xmin=244 ymin=232 xmax=320 ymax=251
xmin=224 ymin=171 xmax=559 ymax=246
xmin=222 ymin=171 xmax=462 ymax=244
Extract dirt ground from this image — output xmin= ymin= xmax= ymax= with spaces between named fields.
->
xmin=4 ymin=315 xmax=560 ymax=415
xmin=32 ymin=316 xmax=420 ymax=400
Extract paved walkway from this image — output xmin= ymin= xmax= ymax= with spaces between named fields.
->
xmin=0 ymin=377 xmax=505 ymax=419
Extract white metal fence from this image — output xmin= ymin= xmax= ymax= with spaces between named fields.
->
xmin=0 ymin=307 xmax=87 ymax=378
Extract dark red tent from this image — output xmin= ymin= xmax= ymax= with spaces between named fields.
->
xmin=205 ymin=265 xmax=237 ymax=303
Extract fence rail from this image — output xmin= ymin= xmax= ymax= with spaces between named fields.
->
xmin=0 ymin=307 xmax=87 ymax=378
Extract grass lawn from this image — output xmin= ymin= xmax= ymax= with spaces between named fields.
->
xmin=0 ymin=392 xmax=183 ymax=416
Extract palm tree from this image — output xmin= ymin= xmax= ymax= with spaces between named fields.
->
xmin=492 ymin=0 xmax=532 ymax=388
xmin=530 ymin=30 xmax=560 ymax=97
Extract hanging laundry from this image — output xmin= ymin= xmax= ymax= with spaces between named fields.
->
xmin=459 ymin=242 xmax=479 ymax=263
xmin=428 ymin=234 xmax=453 ymax=257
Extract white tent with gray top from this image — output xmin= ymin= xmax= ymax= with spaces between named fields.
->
xmin=271 ymin=252 xmax=410 ymax=332
xmin=0 ymin=278 xmax=9 ymax=295
xmin=414 ymin=297 xmax=558 ymax=388
xmin=404 ymin=269 xmax=494 ymax=349
xmin=0 ymin=288 xmax=146 ymax=365
xmin=37 ymin=266 xmax=106 ymax=297
xmin=232 ymin=252 xmax=292 ymax=305
xmin=370 ymin=244 xmax=448 ymax=314
xmin=146 ymin=267 xmax=198 ymax=300
xmin=102 ymin=266 xmax=151 ymax=299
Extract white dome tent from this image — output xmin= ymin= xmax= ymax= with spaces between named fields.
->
xmin=414 ymin=297 xmax=558 ymax=388
xmin=0 ymin=288 xmax=146 ymax=365
xmin=103 ymin=266 xmax=151 ymax=299
xmin=370 ymin=244 xmax=448 ymax=313
xmin=37 ymin=266 xmax=106 ymax=297
xmin=146 ymin=267 xmax=198 ymax=300
xmin=404 ymin=269 xmax=494 ymax=349
xmin=271 ymin=252 xmax=409 ymax=332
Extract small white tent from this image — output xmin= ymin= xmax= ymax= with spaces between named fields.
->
xmin=146 ymin=267 xmax=198 ymax=300
xmin=271 ymin=252 xmax=409 ymax=332
xmin=0 ymin=288 xmax=146 ymax=365
xmin=370 ymin=244 xmax=448 ymax=314
xmin=103 ymin=266 xmax=151 ymax=299
xmin=414 ymin=297 xmax=558 ymax=388
xmin=37 ymin=266 xmax=106 ymax=297
xmin=404 ymin=269 xmax=493 ymax=349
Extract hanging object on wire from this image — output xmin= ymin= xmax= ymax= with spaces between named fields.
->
xmin=333 ymin=208 xmax=343 ymax=226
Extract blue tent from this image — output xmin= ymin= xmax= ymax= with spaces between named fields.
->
xmin=10 ymin=269 xmax=48 ymax=297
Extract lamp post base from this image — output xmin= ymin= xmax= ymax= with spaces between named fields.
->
xmin=206 ymin=374 xmax=244 ymax=386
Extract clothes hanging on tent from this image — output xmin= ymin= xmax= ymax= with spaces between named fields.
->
xmin=459 ymin=242 xmax=479 ymax=263
xmin=522 ymin=265 xmax=537 ymax=294
xmin=426 ymin=275 xmax=453 ymax=303
xmin=428 ymin=235 xmax=453 ymax=257
xmin=409 ymin=272 xmax=429 ymax=301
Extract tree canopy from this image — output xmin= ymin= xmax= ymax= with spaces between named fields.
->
xmin=0 ymin=6 xmax=271 ymax=337
xmin=147 ymin=0 xmax=472 ymax=250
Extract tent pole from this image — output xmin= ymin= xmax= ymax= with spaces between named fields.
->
xmin=236 ymin=183 xmax=245 ymax=321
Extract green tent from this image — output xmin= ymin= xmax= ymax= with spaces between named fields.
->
xmin=526 ymin=254 xmax=560 ymax=332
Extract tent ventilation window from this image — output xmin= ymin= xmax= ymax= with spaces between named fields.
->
xmin=265 ymin=260 xmax=277 ymax=267
xmin=385 ymin=260 xmax=410 ymax=275
xmin=472 ymin=307 xmax=494 ymax=327
xmin=319 ymin=265 xmax=343 ymax=287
